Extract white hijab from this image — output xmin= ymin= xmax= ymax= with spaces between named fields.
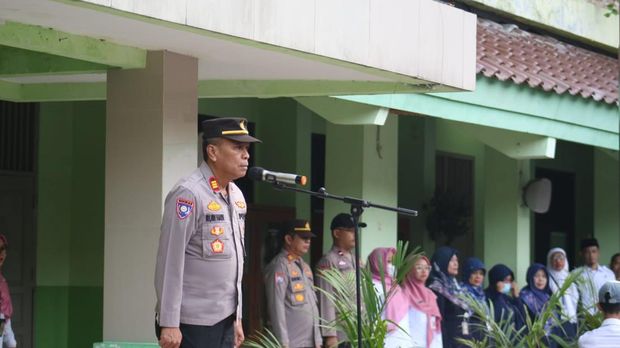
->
xmin=546 ymin=247 xmax=578 ymax=321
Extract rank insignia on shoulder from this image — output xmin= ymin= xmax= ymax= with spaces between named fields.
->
xmin=211 ymin=226 xmax=224 ymax=236
xmin=207 ymin=201 xmax=221 ymax=211
xmin=293 ymin=283 xmax=304 ymax=291
xmin=206 ymin=214 xmax=225 ymax=222
xmin=275 ymin=272 xmax=285 ymax=285
xmin=235 ymin=201 xmax=246 ymax=209
xmin=176 ymin=198 xmax=194 ymax=219
xmin=291 ymin=270 xmax=300 ymax=277
xmin=209 ymin=176 xmax=220 ymax=192
xmin=294 ymin=294 xmax=305 ymax=302
xmin=211 ymin=239 xmax=224 ymax=253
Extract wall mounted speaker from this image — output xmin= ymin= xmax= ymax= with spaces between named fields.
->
xmin=523 ymin=178 xmax=552 ymax=213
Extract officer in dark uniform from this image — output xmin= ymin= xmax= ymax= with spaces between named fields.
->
xmin=264 ymin=220 xmax=322 ymax=348
xmin=155 ymin=118 xmax=260 ymax=348
xmin=315 ymin=213 xmax=357 ymax=348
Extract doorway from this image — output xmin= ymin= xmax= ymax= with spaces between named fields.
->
xmin=534 ymin=168 xmax=576 ymax=266
xmin=0 ymin=101 xmax=37 ymax=348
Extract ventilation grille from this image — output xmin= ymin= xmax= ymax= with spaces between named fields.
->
xmin=0 ymin=101 xmax=36 ymax=173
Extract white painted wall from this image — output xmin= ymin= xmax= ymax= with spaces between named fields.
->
xmin=80 ymin=0 xmax=477 ymax=91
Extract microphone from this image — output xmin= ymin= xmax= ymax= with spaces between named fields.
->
xmin=247 ymin=167 xmax=307 ymax=186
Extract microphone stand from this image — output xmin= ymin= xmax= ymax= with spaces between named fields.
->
xmin=269 ymin=182 xmax=417 ymax=348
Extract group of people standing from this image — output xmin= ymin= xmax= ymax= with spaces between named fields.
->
xmin=153 ymin=117 xmax=620 ymax=348
xmin=367 ymin=239 xmax=620 ymax=348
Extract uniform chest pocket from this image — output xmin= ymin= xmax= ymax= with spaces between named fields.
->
xmin=201 ymin=223 xmax=232 ymax=260
xmin=290 ymin=281 xmax=307 ymax=306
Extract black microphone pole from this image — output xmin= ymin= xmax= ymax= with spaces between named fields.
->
xmin=266 ymin=182 xmax=417 ymax=348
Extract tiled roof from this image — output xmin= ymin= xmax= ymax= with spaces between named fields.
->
xmin=477 ymin=18 xmax=619 ymax=104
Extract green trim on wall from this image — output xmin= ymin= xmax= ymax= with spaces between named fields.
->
xmin=0 ymin=21 xmax=145 ymax=68
xmin=1 ymin=79 xmax=435 ymax=103
xmin=0 ymin=45 xmax=109 ymax=76
xmin=338 ymin=77 xmax=619 ymax=150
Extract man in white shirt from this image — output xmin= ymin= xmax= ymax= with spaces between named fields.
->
xmin=574 ymin=238 xmax=615 ymax=314
xmin=578 ymin=280 xmax=620 ymax=348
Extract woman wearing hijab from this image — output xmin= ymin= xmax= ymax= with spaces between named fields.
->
xmin=485 ymin=264 xmax=525 ymax=331
xmin=546 ymin=248 xmax=578 ymax=341
xmin=519 ymin=263 xmax=555 ymax=345
xmin=368 ymin=247 xmax=411 ymax=348
xmin=460 ymin=257 xmax=488 ymax=342
xmin=402 ymin=256 xmax=443 ymax=348
xmin=0 ymin=234 xmax=16 ymax=348
xmin=427 ymin=247 xmax=468 ymax=348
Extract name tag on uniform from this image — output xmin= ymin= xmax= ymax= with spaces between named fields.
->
xmin=206 ymin=214 xmax=225 ymax=222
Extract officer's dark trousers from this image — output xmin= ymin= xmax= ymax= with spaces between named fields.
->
xmin=156 ymin=315 xmax=235 ymax=348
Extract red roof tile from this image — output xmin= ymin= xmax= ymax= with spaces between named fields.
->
xmin=477 ymin=18 xmax=619 ymax=104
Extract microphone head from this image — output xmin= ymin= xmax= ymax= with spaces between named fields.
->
xmin=247 ymin=167 xmax=264 ymax=181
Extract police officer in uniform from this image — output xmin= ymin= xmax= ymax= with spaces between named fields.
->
xmin=315 ymin=213 xmax=357 ymax=348
xmin=264 ymin=220 xmax=322 ymax=348
xmin=155 ymin=117 xmax=260 ymax=348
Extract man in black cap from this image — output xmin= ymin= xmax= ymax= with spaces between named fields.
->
xmin=155 ymin=117 xmax=260 ymax=348
xmin=315 ymin=213 xmax=357 ymax=348
xmin=573 ymin=238 xmax=615 ymax=314
xmin=264 ymin=220 xmax=322 ymax=348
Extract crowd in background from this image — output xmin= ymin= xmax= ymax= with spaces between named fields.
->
xmin=367 ymin=238 xmax=620 ymax=348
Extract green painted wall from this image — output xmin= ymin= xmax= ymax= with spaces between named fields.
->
xmin=37 ymin=101 xmax=105 ymax=348
xmin=398 ymin=116 xmax=436 ymax=252
xmin=322 ymin=115 xmax=399 ymax=258
xmin=339 ymin=77 xmax=619 ymax=151
xmin=594 ymin=149 xmax=620 ymax=264
xmin=435 ymin=120 xmax=487 ymax=260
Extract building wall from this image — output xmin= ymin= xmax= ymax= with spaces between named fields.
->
xmin=594 ymin=149 xmax=620 ymax=264
xmin=535 ymin=141 xmax=595 ymax=263
xmin=36 ymin=101 xmax=105 ymax=348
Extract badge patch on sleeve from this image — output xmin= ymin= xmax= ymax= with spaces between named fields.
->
xmin=211 ymin=239 xmax=224 ymax=253
xmin=235 ymin=201 xmax=246 ymax=209
xmin=176 ymin=198 xmax=194 ymax=219
xmin=275 ymin=272 xmax=285 ymax=285
xmin=293 ymin=282 xmax=304 ymax=291
xmin=294 ymin=293 xmax=305 ymax=303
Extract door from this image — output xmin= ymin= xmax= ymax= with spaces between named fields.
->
xmin=534 ymin=168 xmax=576 ymax=265
xmin=0 ymin=174 xmax=35 ymax=348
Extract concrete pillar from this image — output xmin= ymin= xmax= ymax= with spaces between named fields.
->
xmin=104 ymin=51 xmax=198 ymax=341
xmin=594 ymin=149 xmax=620 ymax=262
xmin=483 ymin=147 xmax=531 ymax=285
xmin=323 ymin=114 xmax=399 ymax=258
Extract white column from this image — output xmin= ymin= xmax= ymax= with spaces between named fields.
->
xmin=104 ymin=51 xmax=198 ymax=341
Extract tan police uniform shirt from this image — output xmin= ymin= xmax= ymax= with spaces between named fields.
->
xmin=155 ymin=162 xmax=247 ymax=327
xmin=265 ymin=250 xmax=322 ymax=348
xmin=315 ymin=246 xmax=355 ymax=340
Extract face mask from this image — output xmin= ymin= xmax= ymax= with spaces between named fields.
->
xmin=387 ymin=264 xmax=396 ymax=278
xmin=501 ymin=282 xmax=512 ymax=294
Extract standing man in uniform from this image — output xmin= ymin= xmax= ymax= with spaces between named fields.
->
xmin=264 ymin=219 xmax=322 ymax=348
xmin=154 ymin=118 xmax=261 ymax=348
xmin=315 ymin=213 xmax=357 ymax=348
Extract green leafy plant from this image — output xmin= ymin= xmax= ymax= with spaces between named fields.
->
xmin=244 ymin=241 xmax=419 ymax=348
xmin=604 ymin=1 xmax=619 ymax=17
xmin=457 ymin=270 xmax=583 ymax=348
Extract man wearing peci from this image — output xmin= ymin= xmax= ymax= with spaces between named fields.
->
xmin=154 ymin=118 xmax=260 ymax=348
